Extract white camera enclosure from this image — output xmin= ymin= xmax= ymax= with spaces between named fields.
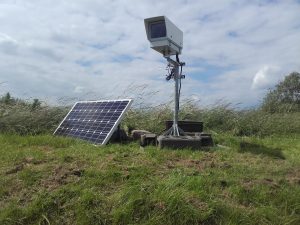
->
xmin=144 ymin=16 xmax=183 ymax=56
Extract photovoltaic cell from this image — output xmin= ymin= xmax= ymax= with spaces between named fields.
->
xmin=53 ymin=99 xmax=133 ymax=145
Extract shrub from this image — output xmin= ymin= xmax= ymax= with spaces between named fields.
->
xmin=0 ymin=99 xmax=67 ymax=135
xmin=262 ymin=72 xmax=300 ymax=113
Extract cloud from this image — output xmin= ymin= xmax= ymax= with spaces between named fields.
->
xmin=0 ymin=33 xmax=18 ymax=44
xmin=0 ymin=0 xmax=299 ymax=107
xmin=251 ymin=65 xmax=281 ymax=90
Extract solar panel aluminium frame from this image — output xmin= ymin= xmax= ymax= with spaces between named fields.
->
xmin=53 ymin=99 xmax=133 ymax=145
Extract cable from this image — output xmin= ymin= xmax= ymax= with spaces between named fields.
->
xmin=176 ymin=53 xmax=182 ymax=111
xmin=165 ymin=65 xmax=174 ymax=81
xmin=165 ymin=54 xmax=184 ymax=112
xmin=178 ymin=64 xmax=182 ymax=111
xmin=176 ymin=53 xmax=180 ymax=63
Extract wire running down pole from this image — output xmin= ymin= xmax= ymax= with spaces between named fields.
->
xmin=163 ymin=56 xmax=185 ymax=137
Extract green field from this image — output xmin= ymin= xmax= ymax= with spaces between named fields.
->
xmin=0 ymin=134 xmax=299 ymax=225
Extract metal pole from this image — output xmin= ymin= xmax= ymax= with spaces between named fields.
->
xmin=173 ymin=64 xmax=179 ymax=136
xmin=163 ymin=56 xmax=184 ymax=137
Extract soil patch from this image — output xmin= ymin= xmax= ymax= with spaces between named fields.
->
xmin=285 ymin=168 xmax=300 ymax=185
xmin=5 ymin=157 xmax=46 ymax=175
xmin=41 ymin=165 xmax=84 ymax=190
xmin=242 ymin=178 xmax=280 ymax=190
xmin=165 ymin=153 xmax=230 ymax=172
xmin=38 ymin=145 xmax=55 ymax=152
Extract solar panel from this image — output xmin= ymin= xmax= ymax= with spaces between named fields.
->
xmin=53 ymin=99 xmax=133 ymax=145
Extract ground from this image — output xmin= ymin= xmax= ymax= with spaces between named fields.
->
xmin=0 ymin=134 xmax=299 ymax=225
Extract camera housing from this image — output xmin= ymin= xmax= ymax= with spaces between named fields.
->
xmin=144 ymin=16 xmax=183 ymax=56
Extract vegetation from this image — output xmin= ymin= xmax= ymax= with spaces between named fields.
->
xmin=0 ymin=134 xmax=299 ymax=225
xmin=262 ymin=72 xmax=300 ymax=113
xmin=0 ymin=72 xmax=299 ymax=224
xmin=0 ymin=93 xmax=68 ymax=135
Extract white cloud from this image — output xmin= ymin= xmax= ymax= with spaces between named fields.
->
xmin=0 ymin=33 xmax=17 ymax=44
xmin=0 ymin=0 xmax=299 ymax=107
xmin=74 ymin=86 xmax=84 ymax=93
xmin=252 ymin=65 xmax=281 ymax=90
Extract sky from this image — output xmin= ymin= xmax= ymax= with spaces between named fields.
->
xmin=0 ymin=0 xmax=299 ymax=108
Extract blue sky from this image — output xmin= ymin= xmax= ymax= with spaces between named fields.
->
xmin=0 ymin=0 xmax=299 ymax=107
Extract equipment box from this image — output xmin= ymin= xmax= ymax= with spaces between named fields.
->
xmin=165 ymin=120 xmax=203 ymax=133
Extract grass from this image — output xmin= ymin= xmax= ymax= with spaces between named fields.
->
xmin=0 ymin=134 xmax=299 ymax=225
xmin=2 ymin=94 xmax=300 ymax=137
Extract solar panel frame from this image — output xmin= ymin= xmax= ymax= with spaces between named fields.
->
xmin=53 ymin=99 xmax=133 ymax=145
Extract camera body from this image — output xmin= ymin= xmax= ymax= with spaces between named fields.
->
xmin=144 ymin=16 xmax=183 ymax=56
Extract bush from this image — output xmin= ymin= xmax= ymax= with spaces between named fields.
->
xmin=262 ymin=72 xmax=300 ymax=113
xmin=0 ymin=97 xmax=68 ymax=135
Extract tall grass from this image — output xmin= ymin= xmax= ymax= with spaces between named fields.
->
xmin=124 ymin=100 xmax=300 ymax=137
xmin=0 ymin=93 xmax=299 ymax=137
xmin=0 ymin=102 xmax=68 ymax=135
